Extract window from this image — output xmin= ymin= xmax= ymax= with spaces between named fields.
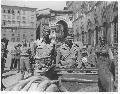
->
xmin=12 ymin=34 xmax=15 ymax=36
xmin=31 ymin=11 xmax=34 ymax=16
xmin=8 ymin=9 xmax=11 ymax=13
xmin=17 ymin=16 xmax=20 ymax=20
xmin=23 ymin=11 xmax=25 ymax=15
xmin=3 ymin=34 xmax=6 ymax=36
xmin=22 ymin=21 xmax=26 ymax=25
xmin=17 ymin=34 xmax=20 ymax=37
xmin=31 ymin=17 xmax=34 ymax=20
xmin=12 ymin=29 xmax=15 ymax=33
xmin=31 ymin=22 xmax=34 ymax=26
xmin=23 ymin=34 xmax=26 ymax=39
xmin=8 ymin=21 xmax=11 ymax=25
xmin=22 ymin=17 xmax=26 ymax=20
xmin=3 ymin=15 xmax=6 ymax=19
xmin=12 ymin=21 xmax=15 ymax=25
xmin=2 ymin=20 xmax=6 ymax=26
xmin=12 ymin=10 xmax=14 ymax=14
xmin=30 ymin=39 xmax=33 ymax=42
xmin=11 ymin=38 xmax=15 ymax=42
xmin=3 ymin=29 xmax=7 ymax=33
xmin=2 ymin=9 xmax=5 ymax=13
xmin=7 ymin=15 xmax=11 ymax=19
xmin=12 ymin=15 xmax=15 ymax=19
xmin=17 ymin=38 xmax=20 ymax=42
xmin=18 ymin=10 xmax=20 ymax=14
xmin=17 ymin=21 xmax=20 ymax=26
xmin=4 ymin=9 xmax=6 ymax=13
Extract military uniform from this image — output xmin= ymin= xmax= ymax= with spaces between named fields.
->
xmin=56 ymin=43 xmax=80 ymax=68
xmin=15 ymin=46 xmax=21 ymax=72
xmin=20 ymin=45 xmax=30 ymax=73
xmin=10 ymin=47 xmax=16 ymax=70
xmin=34 ymin=39 xmax=53 ymax=72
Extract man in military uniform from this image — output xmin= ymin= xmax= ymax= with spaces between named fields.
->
xmin=10 ymin=45 xmax=16 ymax=70
xmin=33 ymin=29 xmax=54 ymax=74
xmin=56 ymin=36 xmax=81 ymax=68
xmin=20 ymin=40 xmax=31 ymax=78
xmin=15 ymin=44 xmax=21 ymax=73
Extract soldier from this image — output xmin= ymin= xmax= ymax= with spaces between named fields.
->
xmin=15 ymin=44 xmax=21 ymax=73
xmin=10 ymin=45 xmax=16 ymax=71
xmin=95 ymin=44 xmax=116 ymax=92
xmin=20 ymin=40 xmax=31 ymax=79
xmin=56 ymin=36 xmax=80 ymax=68
xmin=33 ymin=29 xmax=53 ymax=74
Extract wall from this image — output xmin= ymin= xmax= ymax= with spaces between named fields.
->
xmin=66 ymin=1 xmax=118 ymax=46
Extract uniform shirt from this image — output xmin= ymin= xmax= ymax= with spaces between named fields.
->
xmin=56 ymin=43 xmax=80 ymax=66
xmin=15 ymin=47 xmax=21 ymax=59
xmin=20 ymin=46 xmax=30 ymax=56
xmin=35 ymin=41 xmax=53 ymax=59
xmin=10 ymin=48 xmax=16 ymax=58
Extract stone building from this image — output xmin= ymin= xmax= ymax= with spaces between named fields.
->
xmin=66 ymin=1 xmax=118 ymax=47
xmin=36 ymin=8 xmax=73 ymax=43
xmin=1 ymin=5 xmax=37 ymax=43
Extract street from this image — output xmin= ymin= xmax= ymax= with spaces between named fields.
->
xmin=2 ymin=53 xmax=99 ymax=92
xmin=1 ymin=1 xmax=118 ymax=92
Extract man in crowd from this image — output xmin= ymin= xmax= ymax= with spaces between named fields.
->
xmin=56 ymin=36 xmax=80 ymax=68
xmin=10 ymin=45 xmax=16 ymax=71
xmin=20 ymin=40 xmax=31 ymax=79
xmin=15 ymin=44 xmax=21 ymax=73
xmin=33 ymin=29 xmax=53 ymax=74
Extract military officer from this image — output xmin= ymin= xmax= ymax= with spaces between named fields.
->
xmin=33 ymin=29 xmax=54 ymax=74
xmin=56 ymin=36 xmax=81 ymax=68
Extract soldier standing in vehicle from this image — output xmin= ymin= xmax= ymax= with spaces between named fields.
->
xmin=56 ymin=36 xmax=80 ymax=68
xmin=33 ymin=29 xmax=53 ymax=74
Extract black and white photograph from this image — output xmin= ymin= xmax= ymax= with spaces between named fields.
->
xmin=1 ymin=0 xmax=118 ymax=92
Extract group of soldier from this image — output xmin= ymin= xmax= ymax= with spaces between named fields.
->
xmin=1 ymin=28 xmax=118 ymax=91
xmin=10 ymin=40 xmax=33 ymax=77
xmin=8 ymin=29 xmax=98 ymax=80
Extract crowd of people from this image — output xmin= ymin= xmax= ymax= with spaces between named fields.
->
xmin=1 ymin=28 xmax=118 ymax=91
xmin=7 ymin=34 xmax=117 ymax=77
xmin=10 ymin=40 xmax=33 ymax=77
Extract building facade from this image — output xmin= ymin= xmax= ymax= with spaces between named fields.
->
xmin=66 ymin=1 xmax=118 ymax=47
xmin=1 ymin=5 xmax=37 ymax=42
xmin=36 ymin=8 xmax=73 ymax=43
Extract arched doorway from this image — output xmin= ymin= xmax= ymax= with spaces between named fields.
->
xmin=56 ymin=20 xmax=68 ymax=42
